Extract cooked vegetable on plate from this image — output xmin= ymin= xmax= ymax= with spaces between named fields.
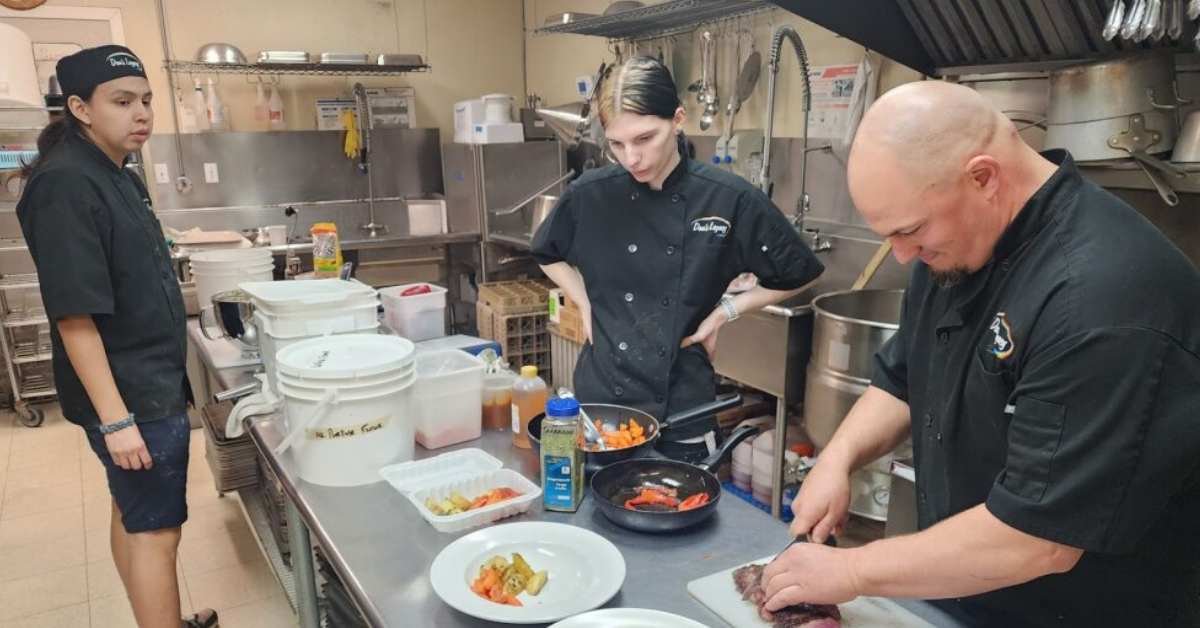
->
xmin=469 ymin=552 xmax=549 ymax=606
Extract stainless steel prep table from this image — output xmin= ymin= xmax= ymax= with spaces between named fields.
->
xmin=239 ymin=415 xmax=961 ymax=628
xmin=186 ymin=317 xmax=959 ymax=627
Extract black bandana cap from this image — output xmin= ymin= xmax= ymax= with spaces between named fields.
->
xmin=56 ymin=45 xmax=147 ymax=98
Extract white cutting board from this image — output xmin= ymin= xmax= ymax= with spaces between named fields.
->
xmin=687 ymin=555 xmax=933 ymax=628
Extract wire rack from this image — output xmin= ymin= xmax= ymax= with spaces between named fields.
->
xmin=535 ymin=0 xmax=776 ymax=40
xmin=164 ymin=60 xmax=431 ymax=77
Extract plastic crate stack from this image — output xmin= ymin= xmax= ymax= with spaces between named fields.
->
xmin=475 ymin=280 xmax=553 ymax=382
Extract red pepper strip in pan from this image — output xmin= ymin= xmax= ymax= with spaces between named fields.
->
xmin=624 ymin=488 xmax=681 ymax=510
xmin=678 ymin=492 xmax=711 ymax=511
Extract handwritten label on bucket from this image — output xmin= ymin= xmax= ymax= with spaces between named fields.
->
xmin=306 ymin=416 xmax=390 ymax=441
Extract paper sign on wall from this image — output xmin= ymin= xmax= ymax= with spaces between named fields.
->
xmin=805 ymin=64 xmax=859 ymax=139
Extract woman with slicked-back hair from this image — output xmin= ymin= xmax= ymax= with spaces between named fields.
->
xmin=532 ymin=56 xmax=824 ymax=462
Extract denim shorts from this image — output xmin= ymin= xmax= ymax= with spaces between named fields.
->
xmin=84 ymin=413 xmax=191 ymax=533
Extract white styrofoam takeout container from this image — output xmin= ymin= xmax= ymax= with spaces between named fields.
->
xmin=379 ymin=448 xmax=541 ymax=533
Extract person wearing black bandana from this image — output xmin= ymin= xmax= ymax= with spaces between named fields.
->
xmin=17 ymin=46 xmax=216 ymax=628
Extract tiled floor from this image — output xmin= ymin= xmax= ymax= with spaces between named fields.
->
xmin=0 ymin=405 xmax=297 ymax=627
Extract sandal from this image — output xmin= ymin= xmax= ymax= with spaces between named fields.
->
xmin=182 ymin=609 xmax=219 ymax=628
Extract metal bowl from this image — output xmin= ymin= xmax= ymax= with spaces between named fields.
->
xmin=195 ymin=43 xmax=247 ymax=65
xmin=201 ymin=289 xmax=258 ymax=348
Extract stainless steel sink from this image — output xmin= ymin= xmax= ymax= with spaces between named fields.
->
xmin=711 ymin=279 xmax=838 ymax=518
xmin=715 ymin=292 xmax=816 ymax=402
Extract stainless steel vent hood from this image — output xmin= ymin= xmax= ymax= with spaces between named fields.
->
xmin=767 ymin=0 xmax=1189 ymax=76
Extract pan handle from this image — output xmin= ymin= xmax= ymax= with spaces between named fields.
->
xmin=659 ymin=394 xmax=743 ymax=432
xmin=696 ymin=424 xmax=760 ymax=473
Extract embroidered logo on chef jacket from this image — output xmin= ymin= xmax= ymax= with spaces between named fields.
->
xmin=988 ymin=312 xmax=1015 ymax=360
xmin=105 ymin=52 xmax=143 ymax=72
xmin=690 ymin=216 xmax=731 ymax=238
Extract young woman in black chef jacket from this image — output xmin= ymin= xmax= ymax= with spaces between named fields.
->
xmin=17 ymin=46 xmax=216 ymax=628
xmin=532 ymin=56 xmax=824 ymax=462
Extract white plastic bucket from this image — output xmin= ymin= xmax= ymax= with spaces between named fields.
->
xmin=275 ymin=334 xmax=419 ymax=487
xmin=240 ymin=279 xmax=377 ymax=314
xmin=190 ymin=248 xmax=273 ymax=264
xmin=380 ymin=283 xmax=447 ymax=342
xmin=255 ymin=313 xmax=381 ymax=395
xmin=277 ymin=357 xmax=414 ymax=393
xmin=278 ymin=371 xmax=417 ymax=487
xmin=275 ymin=333 xmax=416 ymax=381
xmin=412 ymin=349 xmax=485 ymax=449
xmin=193 ymin=264 xmax=274 ymax=309
xmin=254 ymin=300 xmax=379 ymax=339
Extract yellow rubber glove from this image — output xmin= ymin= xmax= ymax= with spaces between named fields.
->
xmin=342 ymin=110 xmax=358 ymax=159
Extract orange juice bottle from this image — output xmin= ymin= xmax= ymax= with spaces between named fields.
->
xmin=511 ymin=365 xmax=548 ymax=448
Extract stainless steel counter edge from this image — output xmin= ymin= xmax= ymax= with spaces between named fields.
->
xmin=172 ymin=231 xmax=481 ymax=260
xmin=245 ymin=416 xmax=388 ymax=627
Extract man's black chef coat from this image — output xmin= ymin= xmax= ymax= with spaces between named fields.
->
xmin=17 ymin=132 xmax=189 ymax=427
xmin=872 ymin=150 xmax=1200 ymax=627
xmin=532 ymin=151 xmax=823 ymax=441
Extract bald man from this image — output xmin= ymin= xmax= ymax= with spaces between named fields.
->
xmin=762 ymin=81 xmax=1200 ymax=626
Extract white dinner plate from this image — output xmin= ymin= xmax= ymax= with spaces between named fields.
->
xmin=430 ymin=521 xmax=627 ymax=624
xmin=550 ymin=608 xmax=712 ymax=628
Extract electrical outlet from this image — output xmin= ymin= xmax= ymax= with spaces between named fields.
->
xmin=153 ymin=163 xmax=170 ymax=184
xmin=203 ymin=162 xmax=219 ymax=184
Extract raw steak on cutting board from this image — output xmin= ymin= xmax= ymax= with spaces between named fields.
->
xmin=687 ymin=555 xmax=935 ymax=628
xmin=733 ymin=563 xmax=840 ymax=627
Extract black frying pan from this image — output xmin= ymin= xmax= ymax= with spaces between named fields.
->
xmin=527 ymin=395 xmax=741 ymax=473
xmin=589 ymin=425 xmax=760 ymax=533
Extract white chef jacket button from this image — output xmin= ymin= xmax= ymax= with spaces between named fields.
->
xmin=628 ymin=244 xmax=638 ymax=253
xmin=624 ymin=292 xmax=634 ymax=302
xmin=618 ymin=341 xmax=628 ymax=351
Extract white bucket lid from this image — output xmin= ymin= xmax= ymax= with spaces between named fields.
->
xmin=276 ymin=333 xmax=416 ymax=380
xmin=240 ymin=279 xmax=377 ymax=311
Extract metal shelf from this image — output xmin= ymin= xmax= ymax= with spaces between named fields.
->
xmin=0 ymin=274 xmax=39 ymax=291
xmin=164 ymin=60 xmax=430 ymax=76
xmin=17 ymin=373 xmax=55 ymax=398
xmin=535 ymin=0 xmax=776 ymax=40
xmin=12 ymin=346 xmax=51 ymax=365
xmin=3 ymin=311 xmax=46 ymax=328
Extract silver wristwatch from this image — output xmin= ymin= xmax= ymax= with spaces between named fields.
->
xmin=719 ymin=295 xmax=740 ymax=322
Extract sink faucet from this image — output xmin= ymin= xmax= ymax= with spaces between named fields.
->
xmin=759 ymin=25 xmax=812 ymax=208
xmin=803 ymin=228 xmax=833 ymax=253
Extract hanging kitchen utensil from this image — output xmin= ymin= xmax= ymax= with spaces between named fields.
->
xmin=1136 ymin=0 xmax=1161 ymax=40
xmin=1152 ymin=0 xmax=1169 ymax=39
xmin=1108 ymin=113 xmax=1186 ymax=206
xmin=699 ymin=31 xmax=716 ymax=130
xmin=1123 ymin=0 xmax=1148 ymax=39
xmin=1169 ymin=0 xmax=1185 ymax=39
xmin=1104 ymin=0 xmax=1127 ymax=40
